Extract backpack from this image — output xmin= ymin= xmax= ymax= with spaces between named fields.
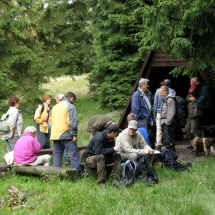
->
xmin=159 ymin=149 xmax=191 ymax=172
xmin=0 ymin=113 xmax=10 ymax=133
xmin=121 ymin=160 xmax=139 ymax=186
xmin=33 ymin=104 xmax=45 ymax=121
xmin=166 ymin=96 xmax=187 ymax=127
xmin=137 ymin=156 xmax=158 ymax=184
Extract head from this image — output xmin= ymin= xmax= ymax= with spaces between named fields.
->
xmin=190 ymin=77 xmax=199 ymax=86
xmin=42 ymin=95 xmax=52 ymax=106
xmin=127 ymin=113 xmax=136 ymax=123
xmin=8 ymin=96 xmax=20 ymax=108
xmin=106 ymin=124 xmax=121 ymax=139
xmin=65 ymin=92 xmax=76 ymax=104
xmin=160 ymin=79 xmax=172 ymax=87
xmin=55 ymin=94 xmax=64 ymax=103
xmin=127 ymin=120 xmax=138 ymax=136
xmin=139 ymin=78 xmax=149 ymax=93
xmin=159 ymin=85 xmax=169 ymax=98
xmin=24 ymin=126 xmax=37 ymax=137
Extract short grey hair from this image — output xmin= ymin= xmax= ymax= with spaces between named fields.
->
xmin=55 ymin=94 xmax=64 ymax=101
xmin=24 ymin=126 xmax=37 ymax=133
xmin=191 ymin=77 xmax=199 ymax=83
xmin=139 ymin=78 xmax=149 ymax=87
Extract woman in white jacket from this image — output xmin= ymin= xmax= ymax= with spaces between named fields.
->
xmin=1 ymin=96 xmax=23 ymax=152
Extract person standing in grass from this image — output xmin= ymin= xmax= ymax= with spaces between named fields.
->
xmin=87 ymin=114 xmax=114 ymax=140
xmin=34 ymin=94 xmax=52 ymax=149
xmin=1 ymin=96 xmax=23 ymax=152
xmin=83 ymin=124 xmax=122 ymax=186
xmin=14 ymin=126 xmax=50 ymax=166
xmin=50 ymin=92 xmax=82 ymax=177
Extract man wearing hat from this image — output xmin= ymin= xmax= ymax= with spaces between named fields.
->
xmin=83 ymin=123 xmax=122 ymax=185
xmin=116 ymin=120 xmax=154 ymax=162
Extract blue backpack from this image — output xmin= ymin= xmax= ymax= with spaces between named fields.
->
xmin=121 ymin=160 xmax=139 ymax=186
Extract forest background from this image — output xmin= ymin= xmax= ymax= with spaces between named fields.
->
xmin=1 ymin=0 xmax=215 ymax=110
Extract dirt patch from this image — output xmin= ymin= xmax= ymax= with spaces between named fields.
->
xmin=175 ymin=140 xmax=206 ymax=163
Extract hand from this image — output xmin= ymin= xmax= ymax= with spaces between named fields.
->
xmin=189 ymin=97 xmax=196 ymax=102
xmin=73 ymin=136 xmax=78 ymax=142
xmin=10 ymin=130 xmax=15 ymax=138
xmin=114 ymin=145 xmax=121 ymax=152
xmin=148 ymin=149 xmax=154 ymax=155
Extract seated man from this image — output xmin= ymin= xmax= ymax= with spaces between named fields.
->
xmin=83 ymin=124 xmax=122 ymax=186
xmin=116 ymin=120 xmax=154 ymax=163
xmin=14 ymin=126 xmax=51 ymax=166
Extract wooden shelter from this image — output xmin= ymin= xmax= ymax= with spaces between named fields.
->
xmin=118 ymin=50 xmax=215 ymax=134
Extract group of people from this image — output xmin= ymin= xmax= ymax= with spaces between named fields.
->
xmin=1 ymin=76 xmax=210 ymax=185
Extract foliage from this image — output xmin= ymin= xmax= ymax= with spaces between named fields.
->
xmin=139 ymin=0 xmax=215 ymax=76
xmin=0 ymin=0 xmax=92 ymax=103
xmin=86 ymin=0 xmax=147 ymax=110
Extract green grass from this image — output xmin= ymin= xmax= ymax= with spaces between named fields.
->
xmin=0 ymin=75 xmax=215 ymax=215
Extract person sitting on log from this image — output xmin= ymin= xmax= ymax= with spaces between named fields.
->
xmin=14 ymin=126 xmax=51 ymax=166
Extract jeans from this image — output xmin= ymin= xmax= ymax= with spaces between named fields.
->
xmin=36 ymin=124 xmax=50 ymax=149
xmin=85 ymin=153 xmax=121 ymax=183
xmin=53 ymin=139 xmax=81 ymax=172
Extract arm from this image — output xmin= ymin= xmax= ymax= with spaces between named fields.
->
xmin=94 ymin=138 xmax=115 ymax=155
xmin=34 ymin=105 xmax=43 ymax=124
xmin=165 ymin=98 xmax=176 ymax=125
xmin=68 ymin=105 xmax=78 ymax=137
xmin=131 ymin=92 xmax=143 ymax=119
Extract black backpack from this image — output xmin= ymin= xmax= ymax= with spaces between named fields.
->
xmin=137 ymin=156 xmax=158 ymax=184
xmin=166 ymin=96 xmax=187 ymax=127
xmin=159 ymin=149 xmax=191 ymax=172
xmin=121 ymin=160 xmax=139 ymax=186
xmin=33 ymin=104 xmax=45 ymax=121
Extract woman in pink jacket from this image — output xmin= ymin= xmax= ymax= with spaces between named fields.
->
xmin=14 ymin=126 xmax=50 ymax=166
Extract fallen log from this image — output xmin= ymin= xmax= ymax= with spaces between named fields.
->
xmin=12 ymin=166 xmax=77 ymax=179
xmin=38 ymin=145 xmax=88 ymax=156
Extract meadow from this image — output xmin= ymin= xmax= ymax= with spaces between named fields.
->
xmin=0 ymin=74 xmax=215 ymax=215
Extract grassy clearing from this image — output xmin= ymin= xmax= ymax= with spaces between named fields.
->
xmin=0 ymin=75 xmax=215 ymax=215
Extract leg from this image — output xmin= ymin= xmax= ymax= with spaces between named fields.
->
xmin=162 ymin=124 xmax=172 ymax=150
xmin=190 ymin=116 xmax=200 ymax=136
xmin=53 ymin=140 xmax=64 ymax=167
xmin=86 ymin=155 xmax=106 ymax=183
xmin=36 ymin=124 xmax=47 ymax=149
xmin=155 ymin=113 xmax=162 ymax=147
xmin=29 ymin=155 xmax=51 ymax=166
xmin=44 ymin=133 xmax=50 ymax=149
xmin=6 ymin=135 xmax=19 ymax=152
xmin=64 ymin=140 xmax=81 ymax=172
xmin=120 ymin=152 xmax=138 ymax=162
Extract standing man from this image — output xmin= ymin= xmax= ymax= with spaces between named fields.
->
xmin=50 ymin=92 xmax=82 ymax=176
xmin=83 ymin=124 xmax=122 ymax=186
xmin=87 ymin=115 xmax=114 ymax=140
xmin=153 ymin=79 xmax=176 ymax=150
xmin=160 ymin=86 xmax=176 ymax=151
xmin=131 ymin=78 xmax=153 ymax=131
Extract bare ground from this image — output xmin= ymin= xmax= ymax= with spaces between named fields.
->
xmin=174 ymin=140 xmax=207 ymax=163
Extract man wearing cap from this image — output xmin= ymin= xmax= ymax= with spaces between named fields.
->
xmin=83 ymin=123 xmax=122 ymax=186
xmin=116 ymin=120 xmax=154 ymax=162
xmin=87 ymin=115 xmax=114 ymax=140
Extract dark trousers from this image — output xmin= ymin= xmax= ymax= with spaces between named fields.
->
xmin=162 ymin=124 xmax=175 ymax=150
xmin=53 ymin=139 xmax=81 ymax=172
xmin=36 ymin=124 xmax=50 ymax=149
xmin=86 ymin=153 xmax=121 ymax=183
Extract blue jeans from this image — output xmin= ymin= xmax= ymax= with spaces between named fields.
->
xmin=36 ymin=124 xmax=50 ymax=149
xmin=53 ymin=139 xmax=81 ymax=171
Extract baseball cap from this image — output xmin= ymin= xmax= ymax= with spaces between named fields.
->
xmin=128 ymin=120 xmax=138 ymax=130
xmin=106 ymin=123 xmax=121 ymax=133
